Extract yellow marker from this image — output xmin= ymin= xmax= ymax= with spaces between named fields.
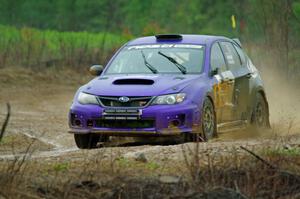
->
xmin=231 ymin=15 xmax=236 ymax=29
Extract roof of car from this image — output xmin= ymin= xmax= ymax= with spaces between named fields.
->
xmin=127 ymin=34 xmax=229 ymax=46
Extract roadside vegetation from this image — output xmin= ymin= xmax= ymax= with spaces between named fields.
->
xmin=0 ymin=138 xmax=300 ymax=198
xmin=0 ymin=25 xmax=126 ymax=69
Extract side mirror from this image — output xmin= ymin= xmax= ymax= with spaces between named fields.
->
xmin=210 ymin=68 xmax=219 ymax=76
xmin=89 ymin=65 xmax=104 ymax=76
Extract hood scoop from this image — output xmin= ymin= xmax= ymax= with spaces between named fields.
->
xmin=113 ymin=78 xmax=154 ymax=85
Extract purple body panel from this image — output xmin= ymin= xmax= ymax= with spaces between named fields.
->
xmin=69 ymin=100 xmax=198 ymax=135
xmin=85 ymin=74 xmax=202 ymax=96
xmin=69 ymin=35 xmax=227 ymax=136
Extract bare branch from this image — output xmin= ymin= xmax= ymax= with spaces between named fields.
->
xmin=0 ymin=103 xmax=11 ymax=142
xmin=240 ymin=146 xmax=276 ymax=169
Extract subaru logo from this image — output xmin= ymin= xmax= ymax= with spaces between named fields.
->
xmin=118 ymin=96 xmax=130 ymax=103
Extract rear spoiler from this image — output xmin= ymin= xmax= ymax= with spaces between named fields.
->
xmin=232 ymin=38 xmax=242 ymax=47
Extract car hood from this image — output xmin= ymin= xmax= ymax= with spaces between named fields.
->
xmin=82 ymin=74 xmax=204 ymax=96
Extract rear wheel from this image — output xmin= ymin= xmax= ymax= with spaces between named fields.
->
xmin=251 ymin=93 xmax=269 ymax=129
xmin=74 ymin=134 xmax=109 ymax=149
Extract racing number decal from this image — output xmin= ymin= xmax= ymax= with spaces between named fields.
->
xmin=213 ymin=71 xmax=235 ymax=109
xmin=213 ymin=79 xmax=228 ymax=108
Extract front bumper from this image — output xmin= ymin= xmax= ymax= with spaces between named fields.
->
xmin=68 ymin=102 xmax=199 ymax=137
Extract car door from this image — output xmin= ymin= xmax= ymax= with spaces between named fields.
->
xmin=232 ymin=43 xmax=252 ymax=120
xmin=219 ymin=41 xmax=251 ymax=121
xmin=210 ymin=42 xmax=235 ymax=123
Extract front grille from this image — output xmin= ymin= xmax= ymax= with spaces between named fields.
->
xmin=95 ymin=119 xmax=155 ymax=128
xmin=98 ymin=96 xmax=152 ymax=107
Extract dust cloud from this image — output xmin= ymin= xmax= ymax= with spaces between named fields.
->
xmin=262 ymin=68 xmax=300 ymax=136
xmin=217 ymin=58 xmax=300 ymax=141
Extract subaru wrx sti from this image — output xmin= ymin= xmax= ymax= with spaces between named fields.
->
xmin=69 ymin=34 xmax=270 ymax=149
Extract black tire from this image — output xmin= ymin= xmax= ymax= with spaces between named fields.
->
xmin=134 ymin=136 xmax=184 ymax=144
xmin=251 ymin=93 xmax=270 ymax=129
xmin=133 ymin=137 xmax=158 ymax=143
xmin=201 ymin=97 xmax=217 ymax=140
xmin=74 ymin=134 xmax=108 ymax=149
xmin=187 ymin=97 xmax=217 ymax=142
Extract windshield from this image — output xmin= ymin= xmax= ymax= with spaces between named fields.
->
xmin=105 ymin=44 xmax=205 ymax=74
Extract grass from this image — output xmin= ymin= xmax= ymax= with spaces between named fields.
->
xmin=52 ymin=162 xmax=70 ymax=172
xmin=145 ymin=161 xmax=160 ymax=170
xmin=0 ymin=24 xmax=299 ymax=82
xmin=0 ymin=25 xmax=127 ymax=69
xmin=264 ymin=147 xmax=300 ymax=157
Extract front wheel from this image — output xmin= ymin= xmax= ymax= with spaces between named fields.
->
xmin=74 ymin=134 xmax=109 ymax=149
xmin=187 ymin=97 xmax=217 ymax=142
xmin=201 ymin=97 xmax=217 ymax=140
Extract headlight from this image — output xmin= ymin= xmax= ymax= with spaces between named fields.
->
xmin=78 ymin=92 xmax=99 ymax=105
xmin=152 ymin=93 xmax=186 ymax=105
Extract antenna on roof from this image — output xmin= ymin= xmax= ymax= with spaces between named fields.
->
xmin=155 ymin=34 xmax=182 ymax=41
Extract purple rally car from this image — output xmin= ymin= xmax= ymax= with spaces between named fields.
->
xmin=69 ymin=34 xmax=270 ymax=149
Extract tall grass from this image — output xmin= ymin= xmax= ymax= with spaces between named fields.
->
xmin=0 ymin=25 xmax=127 ymax=69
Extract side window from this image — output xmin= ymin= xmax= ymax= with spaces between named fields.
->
xmin=220 ymin=42 xmax=242 ymax=71
xmin=233 ymin=44 xmax=246 ymax=66
xmin=210 ymin=43 xmax=227 ymax=73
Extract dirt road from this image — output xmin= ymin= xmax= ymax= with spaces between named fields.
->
xmin=0 ymin=67 xmax=300 ymax=161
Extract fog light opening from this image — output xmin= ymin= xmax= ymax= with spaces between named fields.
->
xmin=169 ymin=119 xmax=181 ymax=128
xmin=87 ymin=119 xmax=93 ymax=127
xmin=74 ymin=119 xmax=82 ymax=126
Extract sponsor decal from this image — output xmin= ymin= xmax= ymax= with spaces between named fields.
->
xmin=213 ymin=71 xmax=235 ymax=108
xmin=127 ymin=44 xmax=203 ymax=50
xmin=214 ymin=74 xmax=222 ymax=82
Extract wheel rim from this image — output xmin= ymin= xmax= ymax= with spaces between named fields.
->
xmin=255 ymin=101 xmax=266 ymax=126
xmin=203 ymin=103 xmax=215 ymax=138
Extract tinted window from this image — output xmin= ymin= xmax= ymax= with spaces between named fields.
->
xmin=210 ymin=43 xmax=227 ymax=73
xmin=106 ymin=44 xmax=205 ymax=74
xmin=233 ymin=44 xmax=246 ymax=66
xmin=220 ymin=42 xmax=242 ymax=71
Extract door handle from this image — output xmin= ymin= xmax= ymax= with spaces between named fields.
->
xmin=234 ymin=89 xmax=240 ymax=105
xmin=246 ymin=73 xmax=253 ymax=78
xmin=226 ymin=78 xmax=234 ymax=84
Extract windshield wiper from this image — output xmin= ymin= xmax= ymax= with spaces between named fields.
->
xmin=140 ymin=50 xmax=158 ymax=74
xmin=158 ymin=51 xmax=187 ymax=74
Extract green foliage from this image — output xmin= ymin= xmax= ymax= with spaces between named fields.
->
xmin=0 ymin=135 xmax=13 ymax=144
xmin=0 ymin=25 xmax=126 ymax=68
xmin=116 ymin=157 xmax=131 ymax=168
xmin=52 ymin=162 xmax=69 ymax=172
xmin=0 ymin=0 xmax=299 ymax=39
xmin=264 ymin=147 xmax=300 ymax=157
xmin=0 ymin=0 xmax=298 ymax=41
xmin=0 ymin=0 xmax=299 ymax=77
xmin=293 ymin=2 xmax=300 ymax=17
xmin=0 ymin=0 xmax=264 ymax=37
xmin=0 ymin=0 xmax=300 ymax=40
xmin=145 ymin=162 xmax=160 ymax=170
xmin=116 ymin=157 xmax=160 ymax=171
